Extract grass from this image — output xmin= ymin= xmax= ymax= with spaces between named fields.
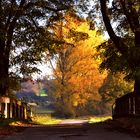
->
xmin=0 ymin=118 xmax=23 ymax=127
xmin=0 ymin=118 xmax=32 ymax=127
xmin=31 ymin=115 xmax=112 ymax=125
xmin=32 ymin=115 xmax=62 ymax=125
xmin=0 ymin=119 xmax=26 ymax=136
xmin=0 ymin=115 xmax=112 ymax=127
xmin=33 ymin=108 xmax=54 ymax=114
xmin=88 ymin=116 xmax=112 ymax=123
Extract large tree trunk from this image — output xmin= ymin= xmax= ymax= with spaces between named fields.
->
xmin=0 ymin=7 xmax=9 ymax=96
xmin=0 ymin=42 xmax=9 ymax=97
xmin=0 ymin=9 xmax=14 ymax=96
xmin=134 ymin=30 xmax=140 ymax=94
xmin=100 ymin=0 xmax=128 ymax=55
xmin=100 ymin=0 xmax=140 ymax=95
xmin=134 ymin=77 xmax=140 ymax=94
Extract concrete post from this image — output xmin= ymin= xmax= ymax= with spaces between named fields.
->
xmin=0 ymin=102 xmax=1 ymax=112
xmin=9 ymin=99 xmax=13 ymax=118
xmin=4 ymin=103 xmax=7 ymax=118
xmin=24 ymin=106 xmax=27 ymax=120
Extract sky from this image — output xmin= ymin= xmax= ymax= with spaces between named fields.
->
xmin=32 ymin=60 xmax=56 ymax=80
xmin=32 ymin=64 xmax=52 ymax=79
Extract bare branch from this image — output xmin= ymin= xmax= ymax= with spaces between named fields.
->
xmin=49 ymin=58 xmax=60 ymax=82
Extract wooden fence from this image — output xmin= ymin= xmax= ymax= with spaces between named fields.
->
xmin=112 ymin=92 xmax=140 ymax=119
xmin=0 ymin=97 xmax=28 ymax=119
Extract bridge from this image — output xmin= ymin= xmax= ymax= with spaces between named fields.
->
xmin=0 ymin=97 xmax=28 ymax=119
xmin=113 ymin=92 xmax=140 ymax=118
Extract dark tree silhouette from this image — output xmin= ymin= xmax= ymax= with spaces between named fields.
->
xmin=0 ymin=0 xmax=73 ymax=96
xmin=99 ymin=0 xmax=140 ymax=94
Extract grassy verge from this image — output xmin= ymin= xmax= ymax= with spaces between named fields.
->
xmin=0 ymin=119 xmax=27 ymax=136
xmin=88 ymin=116 xmax=112 ymax=123
xmin=32 ymin=115 xmax=113 ymax=125
xmin=31 ymin=115 xmax=62 ymax=125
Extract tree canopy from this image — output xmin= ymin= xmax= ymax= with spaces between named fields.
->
xmin=0 ymin=0 xmax=74 ymax=96
xmin=86 ymin=0 xmax=140 ymax=94
xmin=99 ymin=1 xmax=140 ymax=94
xmin=47 ymin=12 xmax=107 ymax=117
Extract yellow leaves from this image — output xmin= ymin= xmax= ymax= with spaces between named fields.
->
xmin=73 ymin=101 xmax=78 ymax=107
xmin=51 ymin=12 xmax=107 ymax=116
xmin=76 ymin=22 xmax=90 ymax=32
xmin=76 ymin=22 xmax=104 ymax=46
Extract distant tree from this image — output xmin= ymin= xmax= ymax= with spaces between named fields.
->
xmin=99 ymin=73 xmax=134 ymax=114
xmin=0 ymin=0 xmax=73 ymax=96
xmin=48 ymin=12 xmax=106 ymax=117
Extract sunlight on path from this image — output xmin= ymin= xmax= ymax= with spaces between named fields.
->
xmin=59 ymin=119 xmax=88 ymax=124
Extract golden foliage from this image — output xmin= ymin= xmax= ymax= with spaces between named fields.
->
xmin=50 ymin=12 xmax=106 ymax=117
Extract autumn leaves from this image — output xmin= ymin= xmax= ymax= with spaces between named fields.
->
xmin=47 ymin=12 xmax=106 ymax=117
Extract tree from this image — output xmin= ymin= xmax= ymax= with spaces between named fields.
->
xmin=0 ymin=0 xmax=73 ymax=96
xmin=85 ymin=0 xmax=140 ymax=94
xmin=49 ymin=12 xmax=106 ymax=117
xmin=99 ymin=73 xmax=134 ymax=114
xmin=98 ymin=0 xmax=140 ymax=94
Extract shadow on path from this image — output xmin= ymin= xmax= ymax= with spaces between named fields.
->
xmin=1 ymin=122 xmax=139 ymax=140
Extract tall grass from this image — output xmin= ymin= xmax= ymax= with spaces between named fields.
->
xmin=88 ymin=116 xmax=112 ymax=123
xmin=32 ymin=115 xmax=112 ymax=125
xmin=32 ymin=115 xmax=62 ymax=125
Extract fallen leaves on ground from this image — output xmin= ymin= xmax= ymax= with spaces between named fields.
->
xmin=0 ymin=126 xmax=25 ymax=136
xmin=0 ymin=127 xmax=13 ymax=135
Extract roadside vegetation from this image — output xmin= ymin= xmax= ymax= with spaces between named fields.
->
xmin=89 ymin=116 xmax=112 ymax=123
xmin=0 ymin=119 xmax=28 ymax=136
xmin=31 ymin=114 xmax=112 ymax=125
xmin=31 ymin=115 xmax=62 ymax=125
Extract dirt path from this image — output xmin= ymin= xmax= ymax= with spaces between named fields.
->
xmin=1 ymin=123 xmax=139 ymax=140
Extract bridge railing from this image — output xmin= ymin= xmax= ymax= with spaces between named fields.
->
xmin=0 ymin=97 xmax=28 ymax=119
xmin=112 ymin=92 xmax=140 ymax=118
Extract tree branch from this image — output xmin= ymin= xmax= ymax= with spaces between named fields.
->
xmin=100 ymin=0 xmax=128 ymax=54
xmin=120 ymin=0 xmax=135 ymax=32
xmin=5 ymin=0 xmax=26 ymax=55
xmin=127 ymin=1 xmax=140 ymax=31
xmin=49 ymin=58 xmax=61 ymax=82
xmin=5 ymin=0 xmax=16 ymax=31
